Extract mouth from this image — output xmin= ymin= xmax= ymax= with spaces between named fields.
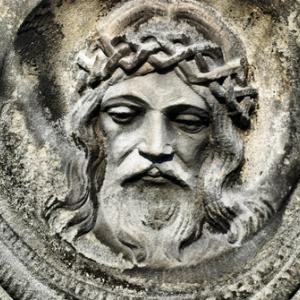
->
xmin=122 ymin=167 xmax=188 ymax=187
xmin=142 ymin=168 xmax=169 ymax=184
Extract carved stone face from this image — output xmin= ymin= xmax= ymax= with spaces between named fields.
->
xmin=94 ymin=71 xmax=210 ymax=266
xmin=99 ymin=71 xmax=210 ymax=191
xmin=45 ymin=0 xmax=263 ymax=271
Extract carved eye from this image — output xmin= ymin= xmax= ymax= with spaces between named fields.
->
xmin=106 ymin=106 xmax=139 ymax=124
xmin=173 ymin=114 xmax=209 ymax=133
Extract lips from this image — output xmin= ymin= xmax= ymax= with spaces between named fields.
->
xmin=122 ymin=166 xmax=189 ymax=187
xmin=142 ymin=167 xmax=169 ymax=183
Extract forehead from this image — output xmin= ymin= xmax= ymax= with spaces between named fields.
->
xmin=102 ymin=71 xmax=208 ymax=110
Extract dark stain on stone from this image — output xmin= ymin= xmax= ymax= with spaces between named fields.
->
xmin=14 ymin=0 xmax=65 ymax=121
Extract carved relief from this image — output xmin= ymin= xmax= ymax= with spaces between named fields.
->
xmin=1 ymin=0 xmax=300 ymax=298
xmin=43 ymin=0 xmax=285 ymax=269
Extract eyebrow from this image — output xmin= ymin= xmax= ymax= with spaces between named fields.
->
xmin=159 ymin=97 xmax=209 ymax=111
xmin=101 ymin=95 xmax=150 ymax=109
xmin=163 ymin=104 xmax=210 ymax=115
xmin=102 ymin=87 xmax=149 ymax=104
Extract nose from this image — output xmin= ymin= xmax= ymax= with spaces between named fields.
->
xmin=138 ymin=111 xmax=174 ymax=163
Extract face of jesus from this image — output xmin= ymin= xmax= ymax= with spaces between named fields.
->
xmin=99 ymin=71 xmax=211 ymax=192
xmin=94 ymin=71 xmax=212 ymax=265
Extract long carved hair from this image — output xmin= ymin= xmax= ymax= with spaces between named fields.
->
xmin=45 ymin=7 xmax=258 ymax=244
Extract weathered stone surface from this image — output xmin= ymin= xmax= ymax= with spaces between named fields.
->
xmin=0 ymin=0 xmax=299 ymax=299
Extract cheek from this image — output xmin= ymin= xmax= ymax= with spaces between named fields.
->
xmin=100 ymin=113 xmax=121 ymax=138
xmin=99 ymin=114 xmax=144 ymax=161
xmin=174 ymin=128 xmax=210 ymax=164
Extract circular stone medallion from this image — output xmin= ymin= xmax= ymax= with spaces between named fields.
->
xmin=0 ymin=0 xmax=300 ymax=299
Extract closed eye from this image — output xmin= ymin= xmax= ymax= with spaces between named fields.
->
xmin=105 ymin=106 xmax=140 ymax=124
xmin=173 ymin=113 xmax=209 ymax=133
xmin=166 ymin=105 xmax=210 ymax=133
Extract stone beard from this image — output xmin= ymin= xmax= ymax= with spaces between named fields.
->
xmin=45 ymin=16 xmax=259 ymax=268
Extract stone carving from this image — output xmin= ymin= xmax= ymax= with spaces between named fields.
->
xmin=1 ymin=0 xmax=300 ymax=298
xmin=42 ymin=0 xmax=290 ymax=270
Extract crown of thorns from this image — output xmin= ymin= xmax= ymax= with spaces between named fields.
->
xmin=76 ymin=20 xmax=257 ymax=129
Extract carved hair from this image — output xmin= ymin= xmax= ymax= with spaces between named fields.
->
xmin=45 ymin=4 xmax=258 ymax=244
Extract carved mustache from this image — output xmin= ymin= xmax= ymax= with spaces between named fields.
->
xmin=113 ymin=148 xmax=194 ymax=189
xmin=121 ymin=164 xmax=190 ymax=188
